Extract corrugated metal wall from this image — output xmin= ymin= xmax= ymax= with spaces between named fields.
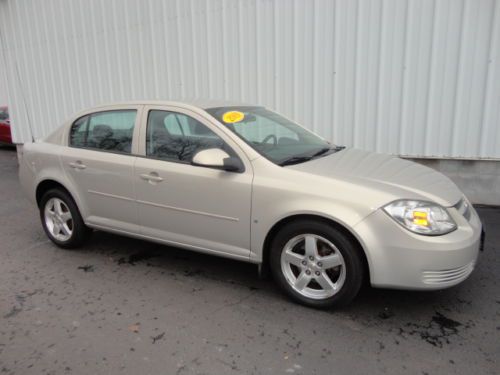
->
xmin=0 ymin=55 xmax=7 ymax=105
xmin=0 ymin=0 xmax=499 ymax=158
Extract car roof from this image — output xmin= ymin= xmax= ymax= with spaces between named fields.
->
xmin=89 ymin=99 xmax=262 ymax=111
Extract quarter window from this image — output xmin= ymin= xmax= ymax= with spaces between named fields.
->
xmin=147 ymin=110 xmax=224 ymax=162
xmin=69 ymin=115 xmax=89 ymax=148
xmin=69 ymin=110 xmax=136 ymax=154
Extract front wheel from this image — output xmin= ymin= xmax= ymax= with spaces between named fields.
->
xmin=39 ymin=189 xmax=91 ymax=249
xmin=269 ymin=220 xmax=364 ymax=308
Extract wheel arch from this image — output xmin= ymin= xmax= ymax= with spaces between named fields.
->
xmin=260 ymin=214 xmax=371 ymax=282
xmin=36 ymin=179 xmax=79 ymax=210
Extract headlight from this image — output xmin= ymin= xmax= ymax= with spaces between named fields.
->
xmin=383 ymin=200 xmax=457 ymax=235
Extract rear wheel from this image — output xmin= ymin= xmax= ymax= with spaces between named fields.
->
xmin=40 ymin=189 xmax=90 ymax=248
xmin=269 ymin=220 xmax=364 ymax=308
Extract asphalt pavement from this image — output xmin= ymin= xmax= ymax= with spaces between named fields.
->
xmin=0 ymin=146 xmax=498 ymax=375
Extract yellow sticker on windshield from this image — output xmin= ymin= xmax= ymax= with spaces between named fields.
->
xmin=222 ymin=111 xmax=245 ymax=124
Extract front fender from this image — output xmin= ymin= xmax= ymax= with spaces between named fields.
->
xmin=250 ymin=196 xmax=372 ymax=262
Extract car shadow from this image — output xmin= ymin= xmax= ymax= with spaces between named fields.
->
xmin=85 ymin=230 xmax=270 ymax=292
xmin=80 ymin=228 xmax=488 ymax=318
xmin=0 ymin=144 xmax=16 ymax=151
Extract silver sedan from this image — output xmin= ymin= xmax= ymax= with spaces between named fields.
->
xmin=18 ymin=100 xmax=483 ymax=308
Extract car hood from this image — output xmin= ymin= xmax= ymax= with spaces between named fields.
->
xmin=288 ymin=148 xmax=462 ymax=207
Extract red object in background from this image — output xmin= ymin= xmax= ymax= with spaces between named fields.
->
xmin=0 ymin=106 xmax=13 ymax=145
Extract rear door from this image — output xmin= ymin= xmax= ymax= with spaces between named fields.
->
xmin=134 ymin=105 xmax=253 ymax=260
xmin=61 ymin=106 xmax=142 ymax=233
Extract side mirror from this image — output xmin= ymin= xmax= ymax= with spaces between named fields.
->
xmin=192 ymin=148 xmax=243 ymax=172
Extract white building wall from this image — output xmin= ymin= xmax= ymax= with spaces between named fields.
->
xmin=0 ymin=0 xmax=499 ymax=159
xmin=0 ymin=56 xmax=7 ymax=106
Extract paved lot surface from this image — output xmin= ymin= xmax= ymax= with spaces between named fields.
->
xmin=0 ymin=147 xmax=499 ymax=375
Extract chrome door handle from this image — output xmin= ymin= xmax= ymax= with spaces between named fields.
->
xmin=69 ymin=161 xmax=86 ymax=170
xmin=140 ymin=173 xmax=164 ymax=183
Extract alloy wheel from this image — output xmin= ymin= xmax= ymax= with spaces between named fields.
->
xmin=44 ymin=197 xmax=73 ymax=242
xmin=280 ymin=234 xmax=346 ymax=300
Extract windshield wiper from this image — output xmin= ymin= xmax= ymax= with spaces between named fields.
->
xmin=279 ymin=145 xmax=346 ymax=166
xmin=310 ymin=147 xmax=332 ymax=157
xmin=279 ymin=156 xmax=313 ymax=166
xmin=311 ymin=145 xmax=346 ymax=158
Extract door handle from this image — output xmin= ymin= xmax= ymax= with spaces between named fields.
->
xmin=140 ymin=172 xmax=164 ymax=183
xmin=69 ymin=161 xmax=86 ymax=170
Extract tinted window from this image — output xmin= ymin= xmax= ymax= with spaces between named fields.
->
xmin=147 ymin=110 xmax=224 ymax=162
xmin=231 ymin=115 xmax=299 ymax=143
xmin=206 ymin=106 xmax=330 ymax=164
xmin=69 ymin=115 xmax=89 ymax=147
xmin=69 ymin=110 xmax=136 ymax=153
xmin=163 ymin=113 xmax=187 ymax=136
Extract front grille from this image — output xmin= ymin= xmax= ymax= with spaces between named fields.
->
xmin=422 ymin=262 xmax=475 ymax=285
xmin=454 ymin=197 xmax=471 ymax=221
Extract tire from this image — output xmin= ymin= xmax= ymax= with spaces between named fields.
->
xmin=269 ymin=219 xmax=364 ymax=309
xmin=39 ymin=188 xmax=91 ymax=249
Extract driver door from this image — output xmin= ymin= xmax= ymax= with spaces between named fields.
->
xmin=134 ymin=106 xmax=253 ymax=260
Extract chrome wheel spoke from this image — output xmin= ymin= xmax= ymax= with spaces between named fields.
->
xmin=54 ymin=200 xmax=64 ymax=215
xmin=315 ymin=273 xmax=336 ymax=291
xmin=320 ymin=253 xmax=342 ymax=269
xmin=60 ymin=223 xmax=71 ymax=236
xmin=52 ymin=223 xmax=61 ymax=236
xmin=294 ymin=272 xmax=311 ymax=291
xmin=60 ymin=211 xmax=72 ymax=222
xmin=304 ymin=235 xmax=318 ymax=257
xmin=284 ymin=250 xmax=305 ymax=268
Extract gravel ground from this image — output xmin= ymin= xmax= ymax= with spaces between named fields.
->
xmin=0 ymin=147 xmax=498 ymax=375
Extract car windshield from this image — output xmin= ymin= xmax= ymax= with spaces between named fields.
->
xmin=206 ymin=106 xmax=336 ymax=165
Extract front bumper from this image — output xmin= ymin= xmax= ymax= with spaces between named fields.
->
xmin=354 ymin=204 xmax=482 ymax=290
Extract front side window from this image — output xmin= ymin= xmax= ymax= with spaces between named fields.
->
xmin=147 ymin=110 xmax=224 ymax=162
xmin=69 ymin=110 xmax=136 ymax=154
xmin=206 ymin=107 xmax=332 ymax=165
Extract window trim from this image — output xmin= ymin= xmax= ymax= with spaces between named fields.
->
xmin=68 ymin=114 xmax=90 ymax=148
xmin=68 ymin=109 xmax=138 ymax=156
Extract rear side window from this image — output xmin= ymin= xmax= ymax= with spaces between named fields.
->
xmin=69 ymin=110 xmax=136 ymax=154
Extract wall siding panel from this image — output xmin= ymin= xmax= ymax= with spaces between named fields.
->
xmin=0 ymin=0 xmax=499 ymax=159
